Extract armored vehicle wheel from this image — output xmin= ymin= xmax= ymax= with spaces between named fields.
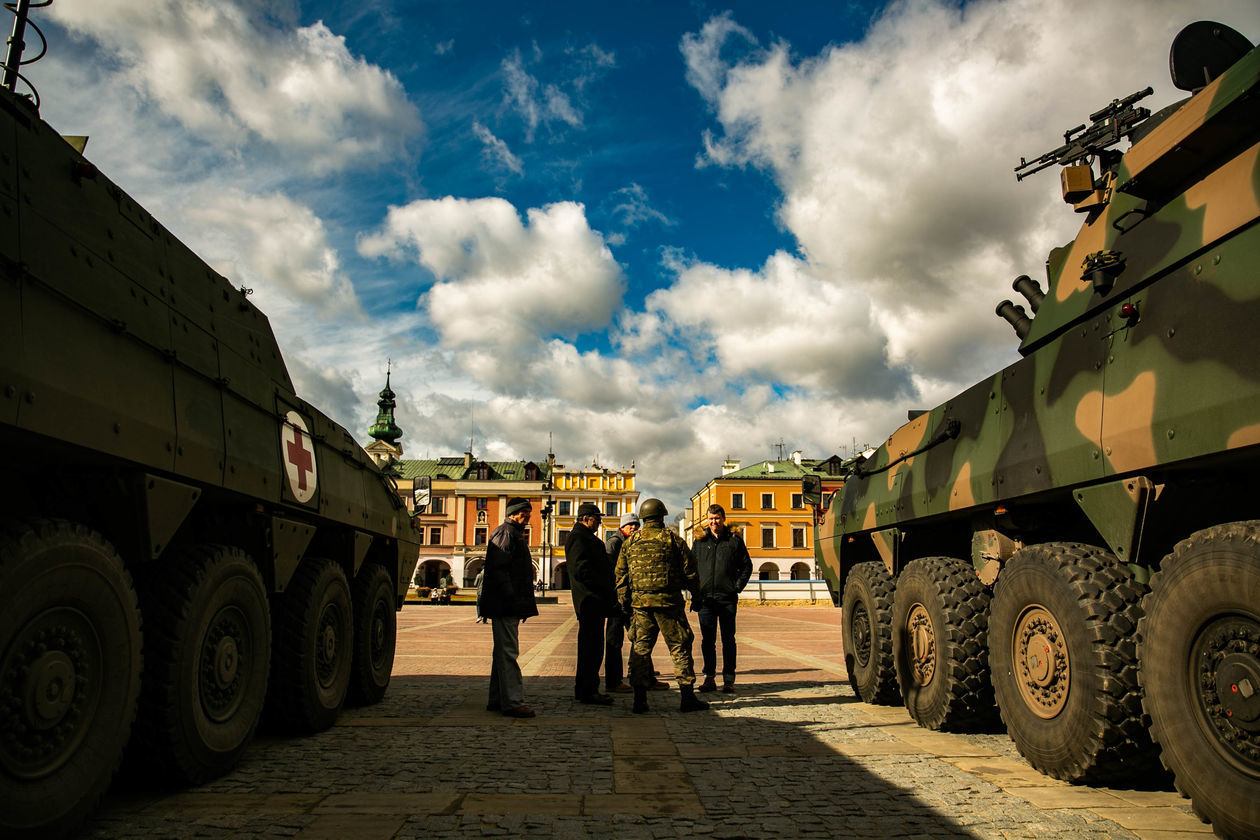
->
xmin=131 ymin=545 xmax=270 ymax=784
xmin=1140 ymin=523 xmax=1260 ymax=840
xmin=842 ymin=561 xmax=900 ymax=704
xmin=891 ymin=556 xmax=994 ymax=730
xmin=990 ymin=542 xmax=1154 ymax=784
xmin=0 ymin=519 xmax=141 ymax=839
xmin=268 ymin=558 xmax=353 ymax=732
xmin=348 ymin=563 xmax=396 ymax=706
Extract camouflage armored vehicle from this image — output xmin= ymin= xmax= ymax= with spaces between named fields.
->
xmin=803 ymin=21 xmax=1260 ymax=840
xmin=0 ymin=4 xmax=421 ymax=837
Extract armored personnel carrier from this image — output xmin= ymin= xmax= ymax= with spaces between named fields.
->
xmin=0 ymin=3 xmax=420 ymax=836
xmin=804 ymin=21 xmax=1260 ymax=840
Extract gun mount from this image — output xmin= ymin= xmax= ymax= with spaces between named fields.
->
xmin=1014 ymin=86 xmax=1153 ymax=183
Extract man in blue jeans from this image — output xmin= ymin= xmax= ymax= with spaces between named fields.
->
xmin=691 ymin=504 xmax=752 ymax=693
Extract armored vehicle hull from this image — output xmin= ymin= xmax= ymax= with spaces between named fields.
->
xmin=807 ymin=22 xmax=1260 ymax=840
xmin=0 ymin=28 xmax=420 ymax=840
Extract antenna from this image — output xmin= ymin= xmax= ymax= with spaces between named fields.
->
xmin=469 ymin=409 xmax=475 ymax=453
xmin=2 ymin=0 xmax=51 ymax=108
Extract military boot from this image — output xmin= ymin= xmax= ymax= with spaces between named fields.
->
xmin=632 ymin=686 xmax=649 ymax=714
xmin=679 ymin=685 xmax=709 ymax=712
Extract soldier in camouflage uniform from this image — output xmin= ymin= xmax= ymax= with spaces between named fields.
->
xmin=614 ymin=498 xmax=709 ymax=714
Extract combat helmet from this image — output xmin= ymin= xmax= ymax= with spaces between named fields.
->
xmin=639 ymin=498 xmax=668 ymax=520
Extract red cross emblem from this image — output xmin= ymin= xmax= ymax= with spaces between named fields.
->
xmin=281 ymin=411 xmax=318 ymax=503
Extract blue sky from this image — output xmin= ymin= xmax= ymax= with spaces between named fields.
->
xmin=30 ymin=0 xmax=1260 ymax=515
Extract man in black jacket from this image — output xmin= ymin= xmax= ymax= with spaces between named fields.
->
xmin=481 ymin=497 xmax=539 ymax=717
xmin=692 ymin=504 xmax=753 ymax=693
xmin=566 ymin=503 xmax=618 ymax=704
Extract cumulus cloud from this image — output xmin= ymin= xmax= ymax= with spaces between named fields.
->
xmin=678 ymin=0 xmax=1259 ymax=404
xmin=186 ymin=190 xmax=364 ymax=320
xmin=358 ymin=197 xmax=625 ymax=353
xmin=48 ymin=0 xmax=421 ymax=173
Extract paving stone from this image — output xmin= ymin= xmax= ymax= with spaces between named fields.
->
xmin=78 ymin=603 xmax=1197 ymax=840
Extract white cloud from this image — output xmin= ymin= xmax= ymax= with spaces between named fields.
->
xmin=358 ymin=197 xmax=625 ymax=353
xmin=186 ymin=190 xmax=364 ymax=320
xmin=610 ymin=183 xmax=675 ymax=230
xmin=48 ymin=0 xmax=421 ymax=173
xmin=681 ymin=0 xmax=1260 ymax=405
xmin=499 ymin=40 xmax=613 ymax=140
xmin=473 ymin=120 xmax=524 ymax=175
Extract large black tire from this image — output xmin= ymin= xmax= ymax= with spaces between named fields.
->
xmin=0 ymin=519 xmax=142 ymax=839
xmin=842 ymin=561 xmax=900 ymax=704
xmin=1140 ymin=523 xmax=1260 ymax=840
xmin=347 ymin=563 xmax=396 ymax=706
xmin=268 ymin=558 xmax=353 ymax=732
xmin=131 ymin=545 xmax=270 ymax=784
xmin=990 ymin=542 xmax=1156 ymax=785
xmin=891 ymin=555 xmax=994 ymax=730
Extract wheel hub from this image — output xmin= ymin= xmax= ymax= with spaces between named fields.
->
xmin=27 ymin=650 xmax=77 ymax=726
xmin=316 ymin=603 xmax=341 ymax=688
xmin=1013 ymin=605 xmax=1069 ymax=719
xmin=906 ymin=603 xmax=936 ymax=686
xmin=199 ymin=607 xmax=248 ymax=722
xmin=0 ymin=613 xmax=98 ymax=779
xmin=852 ymin=602 xmax=872 ymax=668
xmin=1193 ymin=615 xmax=1260 ymax=766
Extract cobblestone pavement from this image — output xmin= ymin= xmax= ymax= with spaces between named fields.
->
xmin=80 ymin=601 xmax=1212 ymax=839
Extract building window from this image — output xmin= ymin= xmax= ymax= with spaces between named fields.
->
xmin=429 ymin=527 xmax=441 ymax=545
xmin=828 ymin=460 xmax=843 ymax=476
xmin=791 ymin=493 xmax=804 ymax=509
xmin=474 ymin=527 xmax=487 ymax=546
xmin=792 ymin=527 xmax=806 ymax=549
xmin=558 ymin=500 xmax=571 ymax=516
xmin=430 ymin=496 xmax=444 ymax=515
xmin=525 ymin=464 xmax=538 ymax=480
xmin=761 ymin=493 xmax=774 ymax=510
xmin=731 ymin=493 xmax=745 ymax=510
xmin=604 ymin=501 xmax=618 ymax=517
xmin=477 ymin=464 xmax=489 ymax=480
xmin=761 ymin=527 xmax=775 ymax=548
xmin=558 ymin=529 xmax=570 ymax=545
xmin=477 ymin=511 xmax=487 ymax=524
xmin=476 ymin=497 xmax=488 ymax=511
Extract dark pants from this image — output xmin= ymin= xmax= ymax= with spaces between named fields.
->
xmin=698 ymin=598 xmax=739 ymax=684
xmin=604 ymin=613 xmax=625 ymax=690
xmin=575 ymin=613 xmax=606 ymax=699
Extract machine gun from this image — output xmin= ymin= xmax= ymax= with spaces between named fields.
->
xmin=1014 ymin=86 xmax=1154 ymax=181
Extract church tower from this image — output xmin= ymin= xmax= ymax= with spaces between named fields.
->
xmin=366 ymin=366 xmax=404 ymax=468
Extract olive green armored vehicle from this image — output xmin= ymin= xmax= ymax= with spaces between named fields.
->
xmin=0 ymin=4 xmax=420 ymax=837
xmin=804 ymin=21 xmax=1260 ymax=840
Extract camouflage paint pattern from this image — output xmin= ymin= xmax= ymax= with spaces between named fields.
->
xmin=627 ymin=606 xmax=697 ymax=688
xmin=814 ymin=39 xmax=1260 ymax=592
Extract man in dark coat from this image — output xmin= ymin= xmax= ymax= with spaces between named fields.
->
xmin=692 ymin=503 xmax=753 ymax=693
xmin=480 ymin=497 xmax=539 ymax=718
xmin=566 ymin=503 xmax=618 ymax=704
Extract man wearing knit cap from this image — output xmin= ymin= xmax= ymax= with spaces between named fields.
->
xmin=566 ymin=502 xmax=618 ymax=704
xmin=480 ymin=497 xmax=539 ymax=718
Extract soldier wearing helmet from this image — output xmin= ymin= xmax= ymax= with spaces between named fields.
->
xmin=614 ymin=498 xmax=708 ymax=713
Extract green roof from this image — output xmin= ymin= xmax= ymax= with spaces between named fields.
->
xmin=718 ymin=457 xmax=843 ymax=480
xmin=395 ymin=458 xmax=551 ymax=482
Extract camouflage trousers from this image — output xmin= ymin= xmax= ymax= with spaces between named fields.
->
xmin=627 ymin=605 xmax=696 ymax=688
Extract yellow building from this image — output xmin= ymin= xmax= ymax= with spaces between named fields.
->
xmin=547 ymin=459 xmax=638 ymax=589
xmin=688 ymin=452 xmax=845 ymax=580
